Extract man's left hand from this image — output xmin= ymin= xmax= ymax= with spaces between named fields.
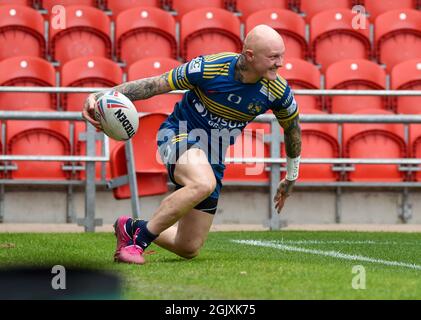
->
xmin=273 ymin=179 xmax=295 ymax=214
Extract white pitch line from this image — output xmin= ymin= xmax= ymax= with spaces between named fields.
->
xmin=233 ymin=240 xmax=421 ymax=271
xmin=263 ymin=240 xmax=421 ymax=245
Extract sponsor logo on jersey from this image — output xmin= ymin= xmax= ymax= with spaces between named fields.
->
xmin=177 ymin=64 xmax=187 ymax=80
xmin=227 ymin=94 xmax=242 ymax=104
xmin=188 ymin=57 xmax=202 ymax=74
xmin=285 ymin=99 xmax=297 ymax=115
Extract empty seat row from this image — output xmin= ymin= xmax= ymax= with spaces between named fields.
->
xmin=1 ymin=4 xmax=420 ymax=71
xmin=3 ymin=55 xmax=420 ymax=115
xmin=1 ymin=111 xmax=421 ymax=186
xmin=9 ymin=0 xmax=420 ymax=21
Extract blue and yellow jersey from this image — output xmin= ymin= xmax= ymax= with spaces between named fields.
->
xmin=160 ymin=52 xmax=299 ymax=165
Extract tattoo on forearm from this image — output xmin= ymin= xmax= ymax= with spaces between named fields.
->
xmin=282 ymin=116 xmax=302 ymax=158
xmin=107 ymin=72 xmax=171 ymax=102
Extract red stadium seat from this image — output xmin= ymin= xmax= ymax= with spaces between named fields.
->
xmin=245 ymin=9 xmax=307 ymax=60
xmin=311 ymin=9 xmax=371 ymax=72
xmin=40 ymin=0 xmax=99 ymax=12
xmin=128 ymin=57 xmax=182 ymax=113
xmin=6 ymin=120 xmax=71 ymax=180
xmin=49 ymin=6 xmax=112 ymax=65
xmin=0 ymin=56 xmax=56 ymax=111
xmin=224 ymin=129 xmax=270 ymax=183
xmin=105 ymin=0 xmax=161 ymax=18
xmin=410 ymin=123 xmax=421 ymax=181
xmin=0 ymin=5 xmax=45 ymax=60
xmin=325 ymin=59 xmax=387 ymax=114
xmin=61 ymin=57 xmax=123 ymax=111
xmin=364 ymin=0 xmax=416 ymax=20
xmin=281 ymin=109 xmax=340 ymax=181
xmin=391 ymin=59 xmax=421 ymax=114
xmin=343 ymin=109 xmax=407 ymax=182
xmin=115 ymin=7 xmax=177 ymax=67
xmin=0 ymin=1 xmax=33 ymax=6
xmin=110 ymin=113 xmax=169 ymax=199
xmin=236 ymin=0 xmax=289 ymax=23
xmin=180 ymin=8 xmax=242 ymax=61
xmin=171 ymin=0 xmax=225 ymax=21
xmin=74 ymin=121 xmax=121 ymax=181
xmin=298 ymin=0 xmax=352 ymax=22
xmin=278 ymin=58 xmax=322 ymax=112
xmin=375 ymin=9 xmax=421 ymax=72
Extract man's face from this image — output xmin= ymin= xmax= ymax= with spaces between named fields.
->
xmin=252 ymin=44 xmax=285 ymax=81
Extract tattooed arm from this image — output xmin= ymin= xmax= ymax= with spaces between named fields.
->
xmin=273 ymin=115 xmax=302 ymax=213
xmin=281 ymin=115 xmax=302 ymax=159
xmin=82 ymin=73 xmax=172 ymax=128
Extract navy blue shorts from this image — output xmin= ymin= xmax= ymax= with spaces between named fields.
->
xmin=157 ymin=125 xmax=224 ymax=215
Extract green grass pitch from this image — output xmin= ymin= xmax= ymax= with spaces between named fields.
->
xmin=1 ymin=230 xmax=420 ymax=299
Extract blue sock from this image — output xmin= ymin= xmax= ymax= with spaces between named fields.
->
xmin=131 ymin=220 xmax=159 ymax=250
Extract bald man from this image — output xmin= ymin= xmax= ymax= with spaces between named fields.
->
xmin=82 ymin=24 xmax=302 ymax=264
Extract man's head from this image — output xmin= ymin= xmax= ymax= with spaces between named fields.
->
xmin=242 ymin=25 xmax=285 ymax=81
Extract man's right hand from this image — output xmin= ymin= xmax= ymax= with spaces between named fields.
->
xmin=82 ymin=93 xmax=102 ymax=130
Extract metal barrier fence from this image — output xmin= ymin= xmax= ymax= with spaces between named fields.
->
xmin=0 ymin=86 xmax=421 ymax=231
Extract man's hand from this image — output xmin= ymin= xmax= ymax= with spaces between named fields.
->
xmin=82 ymin=93 xmax=102 ymax=130
xmin=273 ymin=178 xmax=295 ymax=214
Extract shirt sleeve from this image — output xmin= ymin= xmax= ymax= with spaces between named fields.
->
xmin=167 ymin=56 xmax=205 ymax=91
xmin=270 ymin=84 xmax=299 ymax=123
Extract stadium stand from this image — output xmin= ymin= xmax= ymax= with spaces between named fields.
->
xmin=245 ymin=9 xmax=307 ymax=60
xmin=0 ymin=0 xmax=33 ymax=6
xmin=375 ymin=9 xmax=421 ymax=72
xmin=115 ymin=7 xmax=177 ymax=67
xmin=325 ymin=59 xmax=387 ymax=114
xmin=224 ymin=129 xmax=270 ymax=183
xmin=298 ymin=0 xmax=352 ymax=22
xmin=0 ymin=5 xmax=45 ymax=61
xmin=49 ymin=5 xmax=112 ymax=65
xmin=128 ymin=57 xmax=182 ymax=113
xmin=104 ymin=0 xmax=162 ymax=18
xmin=410 ymin=123 xmax=421 ymax=181
xmin=74 ymin=121 xmax=120 ymax=180
xmin=363 ymin=0 xmax=416 ymax=20
xmin=236 ymin=0 xmax=289 ymax=23
xmin=169 ymin=0 xmax=225 ymax=21
xmin=6 ymin=119 xmax=71 ymax=180
xmin=282 ymin=109 xmax=340 ymax=182
xmin=40 ymin=0 xmax=99 ymax=12
xmin=343 ymin=109 xmax=407 ymax=182
xmin=180 ymin=8 xmax=242 ymax=61
xmin=310 ymin=9 xmax=371 ymax=73
xmin=0 ymin=56 xmax=56 ymax=111
xmin=110 ymin=113 xmax=168 ymax=199
xmin=278 ymin=58 xmax=322 ymax=113
xmin=61 ymin=56 xmax=123 ymax=111
xmin=391 ymin=59 xmax=421 ymax=114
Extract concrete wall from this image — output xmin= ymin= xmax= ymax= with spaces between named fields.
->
xmin=2 ymin=186 xmax=420 ymax=226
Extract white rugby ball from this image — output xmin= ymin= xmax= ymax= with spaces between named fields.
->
xmin=94 ymin=91 xmax=139 ymax=141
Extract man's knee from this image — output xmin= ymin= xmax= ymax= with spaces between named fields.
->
xmin=176 ymin=240 xmax=204 ymax=259
xmin=188 ymin=178 xmax=216 ymax=201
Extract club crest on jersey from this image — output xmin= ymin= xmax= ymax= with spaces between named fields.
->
xmin=247 ymin=102 xmax=262 ymax=115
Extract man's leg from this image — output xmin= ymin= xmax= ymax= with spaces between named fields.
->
xmin=115 ymin=147 xmax=216 ymax=263
xmin=146 ymin=147 xmax=216 ymax=235
xmin=153 ymin=208 xmax=214 ymax=259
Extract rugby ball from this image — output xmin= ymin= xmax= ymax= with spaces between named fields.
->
xmin=94 ymin=91 xmax=139 ymax=141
